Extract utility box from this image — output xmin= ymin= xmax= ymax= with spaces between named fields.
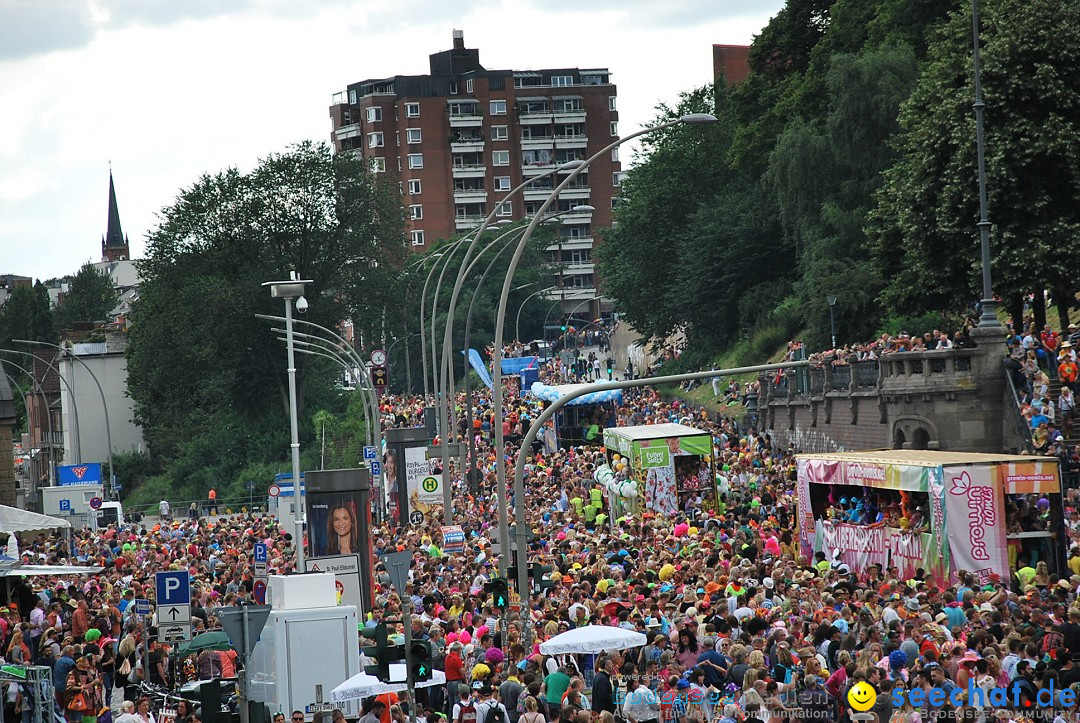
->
xmin=247 ymin=604 xmax=361 ymax=721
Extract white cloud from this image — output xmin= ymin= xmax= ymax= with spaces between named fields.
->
xmin=0 ymin=0 xmax=783 ymax=281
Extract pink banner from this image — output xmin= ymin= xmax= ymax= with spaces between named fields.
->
xmin=821 ymin=523 xmax=946 ymax=584
xmin=796 ymin=460 xmax=817 ymax=558
xmin=943 ymin=466 xmax=1008 ymax=584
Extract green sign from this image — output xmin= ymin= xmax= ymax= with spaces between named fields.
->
xmin=639 ymin=446 xmax=670 ymax=468
xmin=421 ymin=476 xmax=439 ymax=493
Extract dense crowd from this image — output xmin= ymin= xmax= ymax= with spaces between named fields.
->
xmin=5 ymin=338 xmax=1080 ymax=723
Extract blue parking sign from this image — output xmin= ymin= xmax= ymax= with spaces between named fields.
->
xmin=363 ymin=446 xmax=377 ymax=460
xmin=156 ymin=570 xmax=191 ymax=606
xmin=370 ymin=461 xmax=382 ymax=477
xmin=254 ymin=542 xmax=267 ymax=563
xmin=58 ymin=499 xmax=71 ymax=511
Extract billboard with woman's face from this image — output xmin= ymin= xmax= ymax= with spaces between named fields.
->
xmin=308 ymin=493 xmax=360 ymax=557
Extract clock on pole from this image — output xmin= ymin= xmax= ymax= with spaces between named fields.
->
xmin=370 ymin=349 xmax=387 ymax=366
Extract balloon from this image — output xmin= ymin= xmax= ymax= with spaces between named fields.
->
xmin=616 ymin=463 xmax=626 ymax=472
xmin=612 ymin=454 xmax=621 ymax=461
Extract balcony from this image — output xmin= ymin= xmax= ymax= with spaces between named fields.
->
xmin=453 ymin=189 xmax=488 ymax=203
xmin=559 ymin=209 xmax=594 ymax=223
xmin=545 ymin=238 xmax=593 ymax=251
xmin=455 ymin=215 xmax=486 ymax=230
xmin=335 ymin=123 xmax=361 ymax=141
xmin=521 ymin=137 xmax=555 ymax=151
xmin=554 ymin=110 xmax=587 ymax=124
xmin=558 ymin=187 xmax=590 ymax=200
xmin=523 ymin=186 xmax=555 ymax=201
xmin=561 ymin=262 xmax=595 ymax=272
xmin=554 ymin=133 xmax=588 ymax=149
xmin=518 ymin=110 xmax=554 ymax=125
xmin=450 ymin=140 xmax=484 ymax=153
xmin=449 ymin=113 xmax=483 ymax=128
xmin=522 ymin=164 xmax=557 ymax=176
xmin=452 ymin=164 xmax=487 ymax=179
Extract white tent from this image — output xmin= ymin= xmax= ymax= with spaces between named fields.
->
xmin=538 ymin=625 xmax=647 ymax=655
xmin=0 ymin=505 xmax=70 ymax=537
xmin=331 ymin=665 xmax=446 ymax=703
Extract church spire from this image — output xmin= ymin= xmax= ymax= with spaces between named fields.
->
xmin=101 ymin=169 xmax=130 ymax=262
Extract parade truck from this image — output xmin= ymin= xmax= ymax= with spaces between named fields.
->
xmin=529 ymin=381 xmax=622 ymax=450
xmin=795 ymin=450 xmax=1065 ymax=586
xmin=602 ymin=423 xmax=717 ymax=518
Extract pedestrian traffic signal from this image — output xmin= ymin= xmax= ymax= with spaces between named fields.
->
xmin=410 ymin=640 xmax=434 ymax=682
xmin=486 ymin=578 xmax=509 ymax=610
xmin=362 ymin=622 xmax=404 ymax=682
xmin=533 ymin=564 xmax=557 ymax=592
xmin=606 ymin=358 xmax=614 ymax=380
xmin=560 ymin=324 xmax=567 ymax=332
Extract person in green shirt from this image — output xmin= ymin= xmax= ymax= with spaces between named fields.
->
xmin=584 ymin=504 xmax=598 ymax=526
xmin=570 ymin=495 xmax=585 ymax=517
xmin=589 ymin=485 xmax=603 ymax=509
xmin=595 ymin=511 xmax=608 ymax=529
xmin=543 ymin=666 xmax=572 ymax=719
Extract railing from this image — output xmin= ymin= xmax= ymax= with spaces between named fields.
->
xmin=854 ymin=361 xmax=880 ymax=389
xmin=832 ymin=365 xmax=851 ymax=389
xmin=1004 ymin=359 xmax=1035 ymax=453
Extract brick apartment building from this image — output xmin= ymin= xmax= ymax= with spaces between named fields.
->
xmin=328 ymin=31 xmax=622 ymax=319
xmin=713 ymin=44 xmax=750 ymax=85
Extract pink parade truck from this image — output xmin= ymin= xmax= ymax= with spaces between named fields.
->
xmin=795 ymin=450 xmax=1065 ymax=586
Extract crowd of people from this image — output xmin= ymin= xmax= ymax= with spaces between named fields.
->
xmin=6 ymin=335 xmax=1080 ymax=723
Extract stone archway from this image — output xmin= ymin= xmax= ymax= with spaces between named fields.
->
xmin=911 ymin=427 xmax=931 ymax=450
xmin=893 ymin=428 xmax=906 ymax=450
xmin=891 ymin=416 xmax=938 ymax=451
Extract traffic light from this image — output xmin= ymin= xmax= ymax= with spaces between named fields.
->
xmin=533 ymin=564 xmax=557 ymax=592
xmin=606 ymin=357 xmax=614 ymax=380
xmin=560 ymin=324 xmax=567 ymax=332
xmin=362 ymin=622 xmax=404 ymax=682
xmin=410 ymin=640 xmax=434 ymax=682
xmin=486 ymin=578 xmax=509 ymax=610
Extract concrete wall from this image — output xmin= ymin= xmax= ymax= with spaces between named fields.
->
xmin=761 ymin=331 xmax=1019 ymax=454
xmin=59 ymin=349 xmax=144 ymax=472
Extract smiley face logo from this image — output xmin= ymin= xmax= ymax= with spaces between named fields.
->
xmin=847 ymin=681 xmax=877 ymax=712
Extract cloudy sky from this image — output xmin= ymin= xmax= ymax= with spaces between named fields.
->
xmin=0 ymin=0 xmax=784 ymax=282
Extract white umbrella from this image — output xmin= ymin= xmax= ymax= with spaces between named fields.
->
xmin=331 ymin=664 xmax=447 ymax=703
xmin=538 ymin=625 xmax=647 ymax=655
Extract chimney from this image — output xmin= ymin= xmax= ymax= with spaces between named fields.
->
xmin=452 ymin=29 xmax=464 ymax=49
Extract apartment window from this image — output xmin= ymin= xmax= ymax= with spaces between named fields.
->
xmin=489 ymin=100 xmax=507 ymax=116
xmin=408 ymin=154 xmax=424 ymax=169
xmin=405 ymin=102 xmax=420 ymax=118
xmin=397 ymin=157 xmax=402 ymax=172
xmin=611 ymin=147 xmax=619 ymax=162
xmin=496 ymin=201 xmax=513 ymax=216
xmin=551 ymin=75 xmax=573 ymax=87
xmin=408 ymin=179 xmax=422 ymax=195
xmin=366 ymin=106 xmax=382 ymax=123
xmin=371 ymin=157 xmax=386 ymax=173
xmin=406 ymin=128 xmax=422 ymax=144
xmin=409 ymin=204 xmax=423 ymax=220
xmin=491 ymin=125 xmax=508 ymax=141
xmin=450 ymin=81 xmax=458 ymax=95
xmin=492 ymin=150 xmax=510 ymax=166
xmin=613 ymin=172 xmax=626 ymax=187
xmin=610 ymin=121 xmax=618 ymax=137
xmin=367 ymin=132 xmax=384 ymax=148
xmin=466 ymin=78 xmax=474 ymax=93
xmin=554 ymin=98 xmax=584 ymax=113
xmin=495 ymin=176 xmax=511 ymax=191
xmin=410 ymin=230 xmax=425 ymax=246
xmin=609 ymin=96 xmax=617 ymax=111
xmin=348 ymin=89 xmax=357 ymax=104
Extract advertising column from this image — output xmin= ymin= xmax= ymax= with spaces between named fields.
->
xmin=384 ymin=428 xmax=429 ymax=528
xmin=304 ymin=468 xmax=373 ymax=616
xmin=943 ymin=464 xmax=1008 ymax=584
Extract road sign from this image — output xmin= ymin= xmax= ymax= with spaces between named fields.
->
xmin=217 ymin=605 xmax=272 ymax=658
xmin=158 ymin=624 xmax=191 ymax=644
xmin=89 ymin=497 xmax=102 ymax=510
xmin=363 ymin=446 xmax=378 ymax=460
xmin=380 ymin=551 xmax=412 ymax=595
xmin=267 ymin=484 xmax=281 ymax=498
xmin=409 ymin=510 xmax=424 ymax=525
xmin=370 ymin=461 xmax=382 ymax=477
xmin=160 ymin=604 xmax=191 ymax=624
xmin=133 ymin=598 xmax=151 ymax=616
xmin=246 ymin=480 xmax=256 ymax=493
xmin=253 ymin=542 xmax=268 ymax=577
xmin=371 ymin=366 xmax=388 ymax=388
xmin=156 ymin=570 xmax=191 ymax=606
xmin=305 ymin=554 xmax=361 ymax=610
xmin=252 ymin=579 xmax=267 ymax=605
xmin=420 ymin=476 xmax=439 ymax=494
xmin=58 ymin=499 xmax=71 ymax=512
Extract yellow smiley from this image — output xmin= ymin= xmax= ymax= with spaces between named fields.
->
xmin=847 ymin=681 xmax=877 ymax=712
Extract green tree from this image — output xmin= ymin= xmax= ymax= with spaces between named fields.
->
xmin=870 ymin=0 xmax=1080 ymax=320
xmin=52 ymin=264 xmax=117 ymax=331
xmin=0 ymin=281 xmax=56 ymax=349
xmin=126 ymin=141 xmax=405 ymax=497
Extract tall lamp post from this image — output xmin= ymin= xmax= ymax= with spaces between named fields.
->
xmin=15 ymin=339 xmax=115 ymax=496
xmin=490 ymin=112 xmax=717 ymax=609
xmin=514 ymin=286 xmax=559 ymax=345
xmin=262 ymin=273 xmax=311 ymax=571
xmin=827 ymin=296 xmax=838 ymax=350
xmin=0 ymin=348 xmax=81 ymax=465
xmin=971 ymin=0 xmax=999 ymax=328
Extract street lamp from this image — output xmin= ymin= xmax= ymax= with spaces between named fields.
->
xmin=0 ymin=349 xmax=81 ymax=465
xmin=971 ymin=0 xmax=999 ymax=328
xmin=15 ymin=339 xmax=116 ymax=495
xmin=827 ymin=296 xmax=838 ymax=350
xmin=1 ymin=358 xmax=58 ymax=486
xmin=514 ymin=286 xmax=558 ymax=344
xmin=417 ymin=251 xmax=446 ymax=400
xmin=491 ymin=112 xmax=717 ymax=608
xmin=262 ymin=272 xmax=312 ymax=571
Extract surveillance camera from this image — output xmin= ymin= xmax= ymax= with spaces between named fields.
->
xmin=296 ymin=296 xmax=309 ymax=314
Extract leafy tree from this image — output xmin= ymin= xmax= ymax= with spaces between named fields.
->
xmin=52 ymin=264 xmax=117 ymax=331
xmin=870 ymin=0 xmax=1080 ymax=319
xmin=127 ymin=141 xmax=405 ymax=495
xmin=0 ymin=281 xmax=56 ymax=350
